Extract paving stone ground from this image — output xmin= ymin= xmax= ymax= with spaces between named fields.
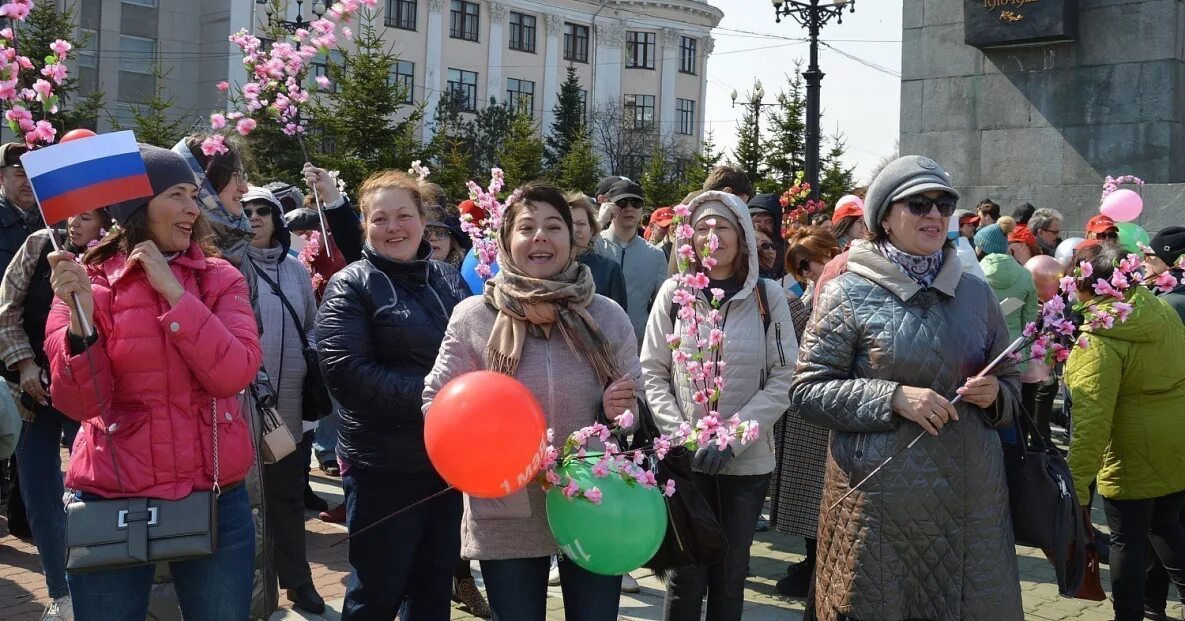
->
xmin=0 ymin=447 xmax=1161 ymax=621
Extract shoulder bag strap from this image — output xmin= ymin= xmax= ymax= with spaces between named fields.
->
xmin=250 ymin=260 xmax=311 ymax=349
xmin=210 ymin=398 xmax=220 ymax=495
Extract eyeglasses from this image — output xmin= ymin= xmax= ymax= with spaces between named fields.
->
xmin=758 ymin=242 xmax=776 ymax=251
xmin=243 ymin=205 xmax=273 ymax=218
xmin=903 ymin=195 xmax=958 ymax=217
xmin=425 ymin=227 xmax=450 ymax=241
xmin=1095 ymin=231 xmax=1120 ymax=241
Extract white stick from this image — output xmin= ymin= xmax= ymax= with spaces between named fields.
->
xmin=30 ymin=186 xmax=93 ymax=338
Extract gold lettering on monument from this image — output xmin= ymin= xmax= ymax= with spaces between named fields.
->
xmin=999 ymin=10 xmax=1024 ymax=21
xmin=983 ymin=0 xmax=1038 ymax=11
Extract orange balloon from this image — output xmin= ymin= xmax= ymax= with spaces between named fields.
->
xmin=1025 ymin=255 xmax=1064 ymax=303
xmin=60 ymin=128 xmax=97 ymax=143
xmin=425 ymin=371 xmax=547 ymax=498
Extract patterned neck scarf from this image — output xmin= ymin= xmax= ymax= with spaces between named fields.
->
xmin=878 ymin=240 xmax=945 ymax=288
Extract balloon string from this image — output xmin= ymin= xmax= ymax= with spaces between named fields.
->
xmin=329 ymin=485 xmax=455 ymax=548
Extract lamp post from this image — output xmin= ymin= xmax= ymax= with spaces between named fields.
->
xmin=771 ymin=0 xmax=854 ymax=200
xmin=265 ymin=0 xmax=326 ymax=40
xmin=730 ymin=80 xmax=780 ymax=182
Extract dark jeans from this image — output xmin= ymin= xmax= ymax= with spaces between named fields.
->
xmin=479 ymin=555 xmax=621 ymax=621
xmin=313 ymin=406 xmax=340 ymax=466
xmin=664 ymin=472 xmax=772 ymax=621
xmin=341 ymin=465 xmax=461 ymax=621
xmin=262 ymin=448 xmax=312 ymax=589
xmin=16 ymin=409 xmax=79 ymax=599
xmin=67 ymin=484 xmax=255 ymax=621
xmin=1103 ymin=490 xmax=1185 ymax=621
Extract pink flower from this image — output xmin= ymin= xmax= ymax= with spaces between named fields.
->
xmin=50 ymin=39 xmax=72 ymax=56
xmin=1092 ymin=278 xmax=1118 ymax=298
xmin=31 ymin=79 xmax=52 ymax=102
xmin=708 ymin=328 xmax=724 ymax=347
xmin=673 ymin=204 xmax=691 ymax=218
xmin=1076 ymin=335 xmax=1090 ymax=349
xmin=4 ymin=106 xmax=31 ymax=127
xmin=235 ymin=117 xmax=257 ymax=135
xmin=1155 ymin=271 xmax=1180 ymax=293
xmin=742 ymin=422 xmax=760 ymax=444
xmin=201 ymin=134 xmax=228 ymax=156
xmin=544 ymin=469 xmax=562 ymax=486
xmin=1078 ymin=261 xmax=1093 ymax=278
xmin=671 ymin=288 xmax=694 ymax=307
xmin=663 ymin=479 xmax=677 ymax=497
xmin=315 ymin=75 xmax=331 ymax=90
xmin=583 ymin=487 xmax=603 ymax=504
xmin=209 ymin=113 xmax=227 ymax=129
xmin=562 ymin=480 xmax=581 ymax=499
xmin=635 ymin=470 xmax=658 ymax=488
xmin=678 ymin=243 xmax=696 ymax=261
xmin=1113 ymin=302 xmax=1133 ymax=322
xmin=0 ymin=28 xmax=12 ymax=39
xmin=591 ymin=458 xmax=611 ymax=478
xmin=614 ymin=410 xmax=634 ymax=430
xmin=1058 ymin=276 xmax=1077 ymax=294
xmin=0 ymin=2 xmax=30 ymax=20
xmin=216 ymin=81 xmax=230 ymax=92
xmin=40 ymin=63 xmax=67 ymax=84
xmin=688 ymin=273 xmax=710 ymax=290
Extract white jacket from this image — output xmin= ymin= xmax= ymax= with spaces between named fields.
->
xmin=640 ymin=191 xmax=799 ymax=476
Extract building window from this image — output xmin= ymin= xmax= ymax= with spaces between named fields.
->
xmin=447 ymin=68 xmax=479 ymax=112
xmin=564 ymin=23 xmax=589 ymax=63
xmin=450 ymin=0 xmax=479 ymax=42
xmin=626 ymin=31 xmax=655 ymax=69
xmin=509 ymin=12 xmax=536 ymax=53
xmin=676 ymin=98 xmax=696 ymax=135
xmin=578 ymin=89 xmax=588 ymax=120
xmin=119 ymin=35 xmax=155 ymax=74
xmin=390 ymin=60 xmax=414 ymax=104
xmin=623 ymin=94 xmax=654 ymax=130
xmin=309 ymin=50 xmax=344 ymax=93
xmin=680 ymin=37 xmax=697 ymax=74
xmin=622 ymin=153 xmax=649 ymax=179
xmin=386 ymin=0 xmax=417 ymax=31
xmin=507 ymin=78 xmax=535 ymax=117
xmin=121 ymin=0 xmax=157 ymax=6
xmin=78 ymin=28 xmax=98 ymax=68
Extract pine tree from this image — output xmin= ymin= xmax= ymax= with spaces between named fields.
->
xmin=762 ymin=67 xmax=807 ymax=194
xmin=470 ymin=98 xmax=514 ymax=174
xmin=555 ymin=127 xmax=602 ymax=194
xmin=303 ymin=10 xmax=424 ymax=192
xmin=731 ymin=102 xmax=764 ymax=188
xmin=818 ymin=131 xmax=857 ymax=207
xmin=684 ymin=130 xmax=723 ymax=195
xmin=111 ymin=61 xmax=190 ymax=148
xmin=641 ymin=147 xmax=683 ymax=208
xmin=545 ymin=65 xmax=586 ymax=171
xmin=496 ymin=112 xmax=545 ymax=190
xmin=426 ymin=92 xmax=475 ymax=199
xmin=16 ymin=2 xmax=104 ymax=132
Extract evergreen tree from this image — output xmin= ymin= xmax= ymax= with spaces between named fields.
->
xmin=818 ymin=131 xmax=857 ymax=207
xmin=554 ymin=127 xmax=601 ymax=194
xmin=470 ymin=98 xmax=514 ymax=174
xmin=762 ymin=67 xmax=807 ymax=194
xmin=16 ymin=2 xmax=104 ymax=132
xmin=426 ymin=91 xmax=475 ymax=199
xmin=731 ymin=101 xmax=764 ymax=189
xmin=496 ymin=112 xmax=545 ymax=190
xmin=303 ymin=10 xmax=424 ymax=192
xmin=545 ymin=65 xmax=585 ymax=170
xmin=111 ymin=62 xmax=190 ymax=147
xmin=683 ymin=130 xmax=723 ymax=195
xmin=641 ymin=147 xmax=683 ymax=208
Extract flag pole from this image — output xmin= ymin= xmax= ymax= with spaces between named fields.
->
xmin=27 ymin=183 xmax=94 ymax=338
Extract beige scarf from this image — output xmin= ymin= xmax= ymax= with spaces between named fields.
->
xmin=483 ymin=246 xmax=619 ymax=386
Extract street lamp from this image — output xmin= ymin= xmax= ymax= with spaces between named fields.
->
xmin=265 ymin=0 xmax=327 ymax=37
xmin=771 ymin=0 xmax=855 ymax=200
xmin=731 ymin=79 xmax=781 ymax=181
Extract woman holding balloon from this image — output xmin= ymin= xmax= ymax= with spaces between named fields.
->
xmin=315 ymin=170 xmax=470 ymax=621
xmin=424 ymin=182 xmax=642 ymax=621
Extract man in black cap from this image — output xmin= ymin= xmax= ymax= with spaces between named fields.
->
xmin=1144 ymin=226 xmax=1185 ymax=322
xmin=594 ymin=177 xmax=667 ymax=347
xmin=0 ymin=143 xmax=43 ymax=275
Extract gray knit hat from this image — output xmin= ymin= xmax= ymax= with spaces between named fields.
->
xmin=108 ymin=144 xmax=198 ymax=225
xmin=974 ymin=223 xmax=1008 ymax=256
xmin=863 ymin=155 xmax=960 ymax=232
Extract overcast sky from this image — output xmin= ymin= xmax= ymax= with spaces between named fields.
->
xmin=703 ymin=0 xmax=902 ymax=185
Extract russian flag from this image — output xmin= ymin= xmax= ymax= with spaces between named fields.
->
xmin=19 ymin=130 xmax=153 ymax=225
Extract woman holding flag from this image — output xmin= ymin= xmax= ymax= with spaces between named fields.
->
xmin=42 ymin=144 xmax=262 ymax=620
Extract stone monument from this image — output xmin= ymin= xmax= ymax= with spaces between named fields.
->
xmin=900 ymin=0 xmax=1184 ymax=233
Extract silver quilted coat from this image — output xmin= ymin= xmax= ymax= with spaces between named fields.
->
xmin=789 ymin=240 xmax=1024 ymax=621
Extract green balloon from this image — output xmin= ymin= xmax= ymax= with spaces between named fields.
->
xmin=545 ymin=459 xmax=667 ymax=576
xmin=1117 ymin=221 xmax=1151 ymax=254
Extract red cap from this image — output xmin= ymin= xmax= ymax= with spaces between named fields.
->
xmin=831 ymin=202 xmax=864 ymax=226
xmin=458 ymin=199 xmax=487 ymax=227
xmin=959 ymin=213 xmax=980 ymax=227
xmin=1008 ymin=225 xmax=1039 ymax=249
xmin=1086 ymin=214 xmax=1118 ymax=234
xmin=650 ymin=207 xmax=675 ymax=227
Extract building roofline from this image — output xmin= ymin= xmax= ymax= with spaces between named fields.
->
xmin=611 ymin=0 xmax=724 ymax=28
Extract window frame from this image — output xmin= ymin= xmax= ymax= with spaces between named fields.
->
xmin=386 ymin=0 xmax=417 ymax=31
xmin=508 ymin=11 xmax=536 ymax=54
xmin=625 ymin=31 xmax=656 ymax=70
xmin=623 ymin=94 xmax=655 ymax=131
xmin=447 ymin=68 xmax=479 ymax=112
xmin=563 ymin=22 xmax=589 ymax=63
xmin=680 ymin=37 xmax=698 ymax=75
xmin=676 ymin=98 xmax=696 ymax=136
xmin=449 ymin=0 xmax=480 ymax=42
xmin=118 ymin=34 xmax=156 ymax=74
xmin=391 ymin=60 xmax=415 ymax=104
xmin=506 ymin=77 xmax=536 ymax=118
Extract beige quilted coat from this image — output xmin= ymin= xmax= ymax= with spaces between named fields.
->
xmin=789 ymin=241 xmax=1024 ymax=621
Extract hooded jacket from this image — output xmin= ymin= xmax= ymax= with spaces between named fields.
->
xmin=747 ymin=193 xmax=786 ymax=279
xmin=640 ymin=191 xmax=799 ymax=476
xmin=789 ymin=240 xmax=1023 ymax=621
xmin=1066 ymin=287 xmax=1185 ymax=502
xmin=316 ymin=241 xmax=469 ymax=472
xmin=980 ymin=253 xmax=1038 ymax=343
xmin=44 ymin=243 xmax=262 ymax=499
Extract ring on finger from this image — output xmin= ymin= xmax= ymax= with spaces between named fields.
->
xmin=928 ymin=413 xmax=939 ymax=422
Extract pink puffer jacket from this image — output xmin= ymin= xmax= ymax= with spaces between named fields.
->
xmin=45 ymin=243 xmax=262 ymax=500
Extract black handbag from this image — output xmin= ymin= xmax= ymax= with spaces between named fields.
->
xmin=1002 ymin=410 xmax=1086 ymax=597
xmin=65 ymin=400 xmax=220 ymax=573
xmin=251 ymin=262 xmax=333 ymax=422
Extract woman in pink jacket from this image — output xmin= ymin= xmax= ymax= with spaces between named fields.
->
xmin=44 ymin=145 xmax=262 ymax=621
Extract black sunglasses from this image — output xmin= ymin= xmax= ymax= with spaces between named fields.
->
xmin=758 ymin=242 xmax=776 ymax=251
xmin=244 ymin=205 xmax=273 ymax=218
xmin=903 ymin=194 xmax=958 ymax=217
xmin=1095 ymin=231 xmax=1120 ymax=241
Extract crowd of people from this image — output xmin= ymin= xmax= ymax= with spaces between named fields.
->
xmin=0 ymin=134 xmax=1181 ymax=621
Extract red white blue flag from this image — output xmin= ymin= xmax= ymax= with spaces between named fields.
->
xmin=20 ymin=130 xmax=153 ymax=224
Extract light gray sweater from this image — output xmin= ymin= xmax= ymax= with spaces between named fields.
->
xmin=423 ymin=294 xmax=641 ymax=561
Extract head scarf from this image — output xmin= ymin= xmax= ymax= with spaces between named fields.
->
xmin=482 ymin=203 xmax=619 ymax=386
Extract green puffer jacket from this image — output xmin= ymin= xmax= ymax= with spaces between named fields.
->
xmin=980 ymin=253 xmax=1038 ymax=342
xmin=1066 ymin=286 xmax=1185 ymax=502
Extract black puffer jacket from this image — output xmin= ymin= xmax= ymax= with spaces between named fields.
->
xmin=316 ymin=241 xmax=470 ymax=472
